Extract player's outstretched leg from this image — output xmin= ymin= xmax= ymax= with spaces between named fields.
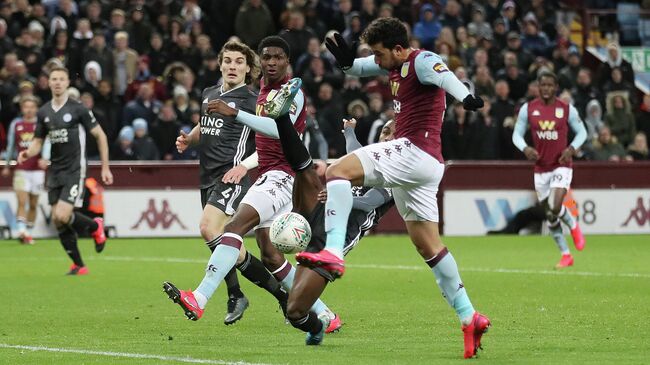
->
xmin=559 ymin=205 xmax=585 ymax=251
xmin=69 ymin=212 xmax=106 ymax=252
xmin=58 ymin=226 xmax=88 ymax=275
xmin=162 ymin=281 xmax=204 ymax=320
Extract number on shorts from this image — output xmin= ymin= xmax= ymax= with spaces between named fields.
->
xmin=69 ymin=184 xmax=79 ymax=198
xmin=552 ymin=174 xmax=563 ymax=182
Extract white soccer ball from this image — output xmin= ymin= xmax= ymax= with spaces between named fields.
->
xmin=270 ymin=212 xmax=312 ymax=254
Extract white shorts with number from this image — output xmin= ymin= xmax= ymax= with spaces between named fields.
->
xmin=353 ymin=137 xmax=444 ymax=222
xmin=240 ymin=170 xmax=294 ymax=229
xmin=534 ymin=167 xmax=573 ymax=201
xmin=13 ymin=169 xmax=45 ymax=195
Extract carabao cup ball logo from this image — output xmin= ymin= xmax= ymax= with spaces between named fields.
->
xmin=270 ymin=212 xmax=312 ymax=254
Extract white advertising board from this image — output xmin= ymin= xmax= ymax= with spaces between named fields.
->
xmin=443 ymin=189 xmax=650 ymax=236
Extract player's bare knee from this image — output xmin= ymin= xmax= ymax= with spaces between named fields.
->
xmin=52 ymin=211 xmax=70 ymax=227
xmin=199 ymin=222 xmax=216 ymax=242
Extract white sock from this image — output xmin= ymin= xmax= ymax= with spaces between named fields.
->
xmin=193 ymin=290 xmax=208 ymax=309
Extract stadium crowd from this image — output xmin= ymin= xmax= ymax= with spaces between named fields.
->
xmin=1 ymin=0 xmax=649 ymax=163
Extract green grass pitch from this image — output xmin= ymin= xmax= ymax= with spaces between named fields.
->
xmin=1 ymin=234 xmax=649 ymax=365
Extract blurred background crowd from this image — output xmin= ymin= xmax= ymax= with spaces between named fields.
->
xmin=0 ymin=0 xmax=649 ymax=163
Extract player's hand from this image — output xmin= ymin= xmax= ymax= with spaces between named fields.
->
xmin=37 ymin=159 xmax=49 ymax=170
xmin=222 ymin=165 xmax=247 ymax=184
xmin=462 ymin=94 xmax=484 ymax=111
xmin=176 ymin=130 xmax=190 ymax=153
xmin=342 ymin=118 xmax=357 ymax=130
xmin=1 ymin=166 xmax=10 ymax=178
xmin=206 ymin=99 xmax=237 ymax=117
xmin=523 ymin=146 xmax=539 ymax=161
xmin=317 ymin=189 xmax=327 ymax=203
xmin=558 ymin=146 xmax=575 ymax=164
xmin=325 ymin=33 xmax=355 ymax=70
xmin=101 ymin=166 xmax=114 ymax=185
xmin=17 ymin=150 xmax=29 ymax=165
xmin=313 ymin=159 xmax=327 ymax=177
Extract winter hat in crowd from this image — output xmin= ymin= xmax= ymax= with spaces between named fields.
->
xmin=132 ymin=118 xmax=148 ymax=133
xmin=119 ymin=126 xmax=135 ymax=142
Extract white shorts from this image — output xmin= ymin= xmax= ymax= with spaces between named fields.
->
xmin=13 ymin=169 xmax=45 ymax=195
xmin=240 ymin=170 xmax=294 ymax=229
xmin=534 ymin=167 xmax=573 ymax=201
xmin=353 ymin=138 xmax=444 ymax=222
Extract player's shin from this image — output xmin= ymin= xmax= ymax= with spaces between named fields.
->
xmin=58 ymin=226 xmax=83 ymax=267
xmin=194 ymin=233 xmax=243 ymax=309
xmin=275 ymin=113 xmax=312 ymax=171
xmin=69 ymin=212 xmax=99 ymax=234
xmin=549 ymin=219 xmax=570 ymax=255
xmin=237 ymin=251 xmax=288 ymax=302
xmin=427 ymin=248 xmax=475 ymax=325
xmin=324 ymin=179 xmax=352 ymax=258
xmin=288 ymin=310 xmax=323 ymax=334
xmin=558 ymin=205 xmax=577 ymax=229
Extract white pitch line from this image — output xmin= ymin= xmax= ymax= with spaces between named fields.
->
xmin=0 ymin=344 xmax=277 ymax=365
xmin=3 ymin=255 xmax=650 ymax=279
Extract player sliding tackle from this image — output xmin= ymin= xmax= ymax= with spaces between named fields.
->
xmin=295 ymin=18 xmax=490 ymax=358
xmin=512 ymin=71 xmax=587 ymax=269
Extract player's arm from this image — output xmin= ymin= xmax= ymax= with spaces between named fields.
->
xmin=234 ymin=91 xmax=305 ymax=139
xmin=342 ymin=118 xmax=363 ymax=153
xmin=325 ymin=33 xmax=387 ymax=77
xmin=89 ymin=125 xmax=113 ymax=185
xmin=352 ymin=188 xmax=392 ymax=212
xmin=414 ymin=52 xmax=483 ymax=110
xmin=512 ymin=103 xmax=539 ymax=161
xmin=559 ymin=105 xmax=588 ymax=163
xmin=222 ymin=152 xmax=258 ymax=184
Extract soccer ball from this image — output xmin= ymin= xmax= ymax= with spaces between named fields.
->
xmin=270 ymin=212 xmax=312 ymax=254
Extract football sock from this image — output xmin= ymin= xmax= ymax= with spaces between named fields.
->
xmin=237 ymin=251 xmax=288 ymax=302
xmin=559 ymin=205 xmax=577 ymax=229
xmin=272 ymin=261 xmax=330 ymax=316
xmin=58 ymin=226 xmax=83 ymax=267
xmin=195 ymin=233 xmax=243 ymax=307
xmin=289 ymin=311 xmax=323 ymax=334
xmin=69 ymin=212 xmax=99 ymax=234
xmin=205 ymin=235 xmax=221 ymax=253
xmin=427 ymin=248 xmax=475 ymax=325
xmin=274 ymin=113 xmax=312 ymax=171
xmin=16 ymin=217 xmax=27 ymax=234
xmin=224 ymin=268 xmax=244 ymax=298
xmin=324 ymin=179 xmax=352 ymax=258
xmin=549 ymin=219 xmax=570 ymax=255
xmin=26 ymin=221 xmax=34 ymax=235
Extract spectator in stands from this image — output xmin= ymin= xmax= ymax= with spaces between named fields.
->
xmin=72 ymin=18 xmax=93 ymax=51
xmin=340 ymin=75 xmax=366 ymax=110
xmin=598 ymin=43 xmax=635 ymax=88
xmin=571 ymin=68 xmax=602 ymax=120
xmin=303 ymin=56 xmax=343 ymax=100
xmin=15 ymin=29 xmax=43 ymax=78
xmin=584 ymin=99 xmax=605 ymax=142
xmin=45 ymin=29 xmax=80 ymax=80
xmin=439 ymin=0 xmax=463 ymax=31
xmin=558 ymin=46 xmax=581 ymax=91
xmin=79 ymin=60 xmax=101 ymax=98
xmin=295 ymin=36 xmax=335 ymax=78
xmin=105 ymin=8 xmax=127 ymax=46
xmin=520 ymin=14 xmax=551 ymax=58
xmin=603 ymin=67 xmax=637 ymax=107
xmin=146 ymin=33 xmax=169 ymax=77
xmin=492 ymin=18 xmax=508 ymax=51
xmin=329 ymin=0 xmax=353 ymax=33
xmin=442 ymin=101 xmax=474 ymax=160
xmin=303 ymin=98 xmax=329 ymax=160
xmin=504 ymin=31 xmax=534 ymax=72
xmin=279 ymin=10 xmax=315 ymax=69
xmin=95 ymin=79 xmax=121 ymax=138
xmin=471 ymin=96 xmax=500 ymax=159
xmin=85 ymin=1 xmax=106 ymax=32
xmin=196 ymin=51 xmax=221 ymax=92
xmin=235 ymin=0 xmax=275 ymax=50
xmin=467 ymin=5 xmax=492 ymax=41
xmin=151 ymin=103 xmax=181 ymax=161
xmin=314 ymin=82 xmax=344 ymax=157
xmin=123 ymin=83 xmax=161 ymax=126
xmin=172 ymin=86 xmax=193 ymax=126
xmin=113 ymin=31 xmax=138 ymax=97
xmin=473 ymin=65 xmax=495 ymax=98
xmin=82 ymin=31 xmax=114 ymax=83
xmin=626 ymin=132 xmax=649 ymax=160
xmin=500 ymin=0 xmax=520 ymax=33
xmin=126 ymin=6 xmax=152 ymax=55
xmin=81 ymin=92 xmax=107 ymax=160
xmin=124 ymin=55 xmax=167 ymax=102
xmin=342 ymin=11 xmax=364 ymax=45
xmin=585 ymin=126 xmax=627 ymax=161
xmin=492 ymin=79 xmax=517 ymax=159
xmin=501 ymin=62 xmax=528 ymax=102
xmin=413 ymin=4 xmax=441 ymax=50
xmin=111 ymin=126 xmax=136 ymax=160
xmin=33 ymin=72 xmax=51 ymax=103
xmin=132 ymin=118 xmax=160 ymax=160
xmin=604 ymin=93 xmax=636 ymax=147
xmin=0 ymin=19 xmax=14 ymax=58
xmin=637 ymin=94 xmax=650 ymax=139
xmin=170 ymin=33 xmax=201 ymax=73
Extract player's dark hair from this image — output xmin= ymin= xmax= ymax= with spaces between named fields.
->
xmin=537 ymin=71 xmax=558 ymax=84
xmin=218 ymin=40 xmax=261 ymax=84
xmin=49 ymin=66 xmax=70 ymax=76
xmin=257 ymin=36 xmax=291 ymax=59
xmin=361 ymin=17 xmax=409 ymax=49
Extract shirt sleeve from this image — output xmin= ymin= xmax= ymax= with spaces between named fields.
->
xmin=4 ymin=120 xmax=17 ymax=163
xmin=414 ymin=51 xmax=470 ymax=102
xmin=345 ymin=56 xmax=389 ymax=77
xmin=80 ymin=105 xmax=99 ymax=131
xmin=512 ymin=103 xmax=529 ymax=152
xmin=568 ymin=104 xmax=587 ymax=149
xmin=343 ymin=126 xmax=363 ymax=153
xmin=34 ymin=111 xmax=47 ymax=139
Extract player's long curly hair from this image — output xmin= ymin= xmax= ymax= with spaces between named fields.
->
xmin=217 ymin=40 xmax=261 ymax=85
xmin=361 ymin=17 xmax=409 ymax=49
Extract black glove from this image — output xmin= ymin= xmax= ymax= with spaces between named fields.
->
xmin=462 ymin=94 xmax=484 ymax=111
xmin=325 ymin=33 xmax=355 ymax=70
